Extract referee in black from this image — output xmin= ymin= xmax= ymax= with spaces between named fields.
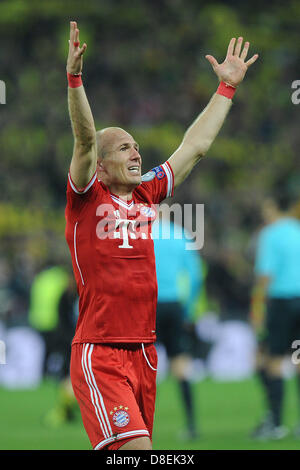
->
xmin=250 ymin=194 xmax=300 ymax=439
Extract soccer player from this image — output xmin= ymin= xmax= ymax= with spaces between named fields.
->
xmin=250 ymin=195 xmax=300 ymax=439
xmin=65 ymin=21 xmax=258 ymax=450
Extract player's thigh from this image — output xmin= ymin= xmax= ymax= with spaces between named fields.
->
xmin=255 ymin=342 xmax=269 ymax=369
xmin=267 ymin=355 xmax=285 ymax=376
xmin=170 ymin=354 xmax=191 ymax=379
xmin=119 ymin=436 xmax=152 ymax=450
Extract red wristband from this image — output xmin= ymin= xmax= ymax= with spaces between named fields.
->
xmin=216 ymin=81 xmax=236 ymax=100
xmin=67 ymin=72 xmax=83 ymax=88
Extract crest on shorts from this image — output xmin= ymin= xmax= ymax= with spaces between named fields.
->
xmin=110 ymin=405 xmax=130 ymax=428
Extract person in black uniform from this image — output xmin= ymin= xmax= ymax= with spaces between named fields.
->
xmin=250 ymin=195 xmax=300 ymax=439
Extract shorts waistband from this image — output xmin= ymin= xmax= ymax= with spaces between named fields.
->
xmin=105 ymin=342 xmax=153 ymax=351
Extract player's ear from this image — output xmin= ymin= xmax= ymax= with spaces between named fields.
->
xmin=97 ymin=159 xmax=103 ymax=170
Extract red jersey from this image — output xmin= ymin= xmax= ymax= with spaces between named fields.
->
xmin=65 ymin=161 xmax=174 ymax=344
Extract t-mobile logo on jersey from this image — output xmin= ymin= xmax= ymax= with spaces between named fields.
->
xmin=96 ymin=205 xmax=155 ymax=249
xmin=95 ymin=203 xmax=205 ymax=250
xmin=113 ymin=214 xmax=141 ymax=249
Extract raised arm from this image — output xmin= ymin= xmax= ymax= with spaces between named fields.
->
xmin=67 ymin=21 xmax=97 ymax=189
xmin=168 ymin=37 xmax=259 ymax=188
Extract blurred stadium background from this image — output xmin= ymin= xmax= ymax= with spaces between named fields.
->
xmin=0 ymin=0 xmax=300 ymax=450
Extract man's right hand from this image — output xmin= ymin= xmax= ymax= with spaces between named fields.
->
xmin=67 ymin=21 xmax=87 ymax=75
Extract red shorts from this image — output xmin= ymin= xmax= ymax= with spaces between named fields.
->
xmin=70 ymin=342 xmax=157 ymax=450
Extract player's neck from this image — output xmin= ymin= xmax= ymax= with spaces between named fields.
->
xmin=107 ymin=183 xmax=134 ymax=201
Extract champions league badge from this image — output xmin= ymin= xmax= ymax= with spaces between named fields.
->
xmin=141 ymin=166 xmax=166 ymax=182
xmin=153 ymin=165 xmax=166 ymax=180
xmin=111 ymin=406 xmax=130 ymax=428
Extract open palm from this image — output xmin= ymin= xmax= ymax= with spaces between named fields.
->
xmin=67 ymin=21 xmax=87 ymax=75
xmin=206 ymin=37 xmax=259 ymax=88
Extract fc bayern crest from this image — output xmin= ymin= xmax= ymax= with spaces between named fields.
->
xmin=140 ymin=205 xmax=156 ymax=218
xmin=113 ymin=410 xmax=130 ymax=427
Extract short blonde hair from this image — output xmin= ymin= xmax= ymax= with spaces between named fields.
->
xmin=96 ymin=127 xmax=129 ymax=160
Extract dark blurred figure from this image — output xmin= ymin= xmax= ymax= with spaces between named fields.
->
xmin=28 ymin=264 xmax=70 ymax=376
xmin=250 ymin=195 xmax=300 ymax=440
xmin=44 ymin=274 xmax=79 ymax=427
xmin=28 ymin=264 xmax=79 ymax=426
xmin=153 ymin=218 xmax=202 ymax=440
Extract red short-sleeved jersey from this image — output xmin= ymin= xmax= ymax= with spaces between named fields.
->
xmin=65 ymin=161 xmax=174 ymax=345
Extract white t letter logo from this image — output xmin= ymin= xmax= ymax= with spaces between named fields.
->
xmin=114 ymin=219 xmax=134 ymax=248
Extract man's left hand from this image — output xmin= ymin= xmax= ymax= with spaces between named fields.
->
xmin=205 ymin=37 xmax=259 ymax=88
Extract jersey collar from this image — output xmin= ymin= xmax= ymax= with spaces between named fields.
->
xmin=110 ymin=193 xmax=134 ymax=210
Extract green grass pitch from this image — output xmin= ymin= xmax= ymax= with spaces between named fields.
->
xmin=0 ymin=376 xmax=299 ymax=450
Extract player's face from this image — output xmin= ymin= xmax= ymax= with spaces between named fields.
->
xmin=100 ymin=131 xmax=142 ymax=189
